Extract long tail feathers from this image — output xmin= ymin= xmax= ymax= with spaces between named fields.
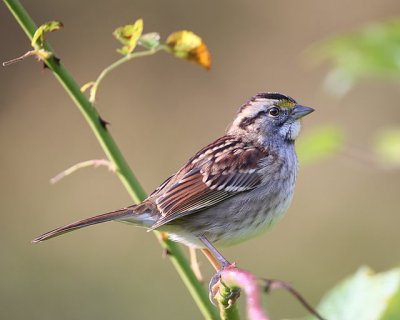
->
xmin=31 ymin=207 xmax=135 ymax=243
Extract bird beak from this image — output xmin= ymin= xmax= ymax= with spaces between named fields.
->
xmin=291 ymin=105 xmax=314 ymax=120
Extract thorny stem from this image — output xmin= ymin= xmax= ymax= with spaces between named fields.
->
xmin=3 ymin=1 xmax=218 ymax=319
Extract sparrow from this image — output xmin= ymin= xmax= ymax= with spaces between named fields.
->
xmin=33 ymin=92 xmax=314 ymax=274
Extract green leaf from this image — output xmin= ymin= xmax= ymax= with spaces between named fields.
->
xmin=311 ymin=267 xmax=400 ymax=320
xmin=310 ymin=19 xmax=400 ymax=95
xmin=297 ymin=125 xmax=344 ymax=165
xmin=113 ymin=19 xmax=143 ymax=55
xmin=139 ymin=32 xmax=160 ymax=49
xmin=374 ymin=128 xmax=400 ymax=167
xmin=381 ymin=287 xmax=400 ymax=320
xmin=31 ymin=21 xmax=63 ymax=47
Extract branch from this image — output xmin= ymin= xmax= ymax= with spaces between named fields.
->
xmin=88 ymin=46 xmax=166 ymax=103
xmin=3 ymin=1 xmax=218 ymax=319
xmin=2 ymin=49 xmax=37 ymax=66
xmin=50 ymin=159 xmax=115 ymax=184
xmin=218 ymin=268 xmax=326 ymax=320
xmin=263 ymin=279 xmax=325 ymax=320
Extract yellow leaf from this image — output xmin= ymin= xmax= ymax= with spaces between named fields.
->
xmin=113 ymin=19 xmax=144 ymax=55
xmin=166 ymin=30 xmax=211 ymax=69
xmin=80 ymin=81 xmax=95 ymax=93
xmin=31 ymin=21 xmax=63 ymax=47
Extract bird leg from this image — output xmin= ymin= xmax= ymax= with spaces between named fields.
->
xmin=198 ymin=235 xmax=237 ymax=303
xmin=201 ymin=248 xmax=222 ymax=271
xmin=189 ymin=248 xmax=204 ymax=283
xmin=198 ymin=235 xmax=231 ymax=269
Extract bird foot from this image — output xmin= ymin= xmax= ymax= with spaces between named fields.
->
xmin=208 ymin=262 xmax=239 ymax=305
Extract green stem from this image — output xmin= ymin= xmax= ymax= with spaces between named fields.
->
xmin=89 ymin=47 xmax=164 ymax=103
xmin=217 ymin=282 xmax=241 ymax=320
xmin=3 ymin=1 xmax=219 ymax=319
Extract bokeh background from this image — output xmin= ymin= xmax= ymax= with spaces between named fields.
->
xmin=1 ymin=0 xmax=399 ymax=319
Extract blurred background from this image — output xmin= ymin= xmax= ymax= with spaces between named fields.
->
xmin=1 ymin=0 xmax=399 ymax=319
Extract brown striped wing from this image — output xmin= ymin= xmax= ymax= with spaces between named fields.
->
xmin=150 ymin=137 xmax=269 ymax=229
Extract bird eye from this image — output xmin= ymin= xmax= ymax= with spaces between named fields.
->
xmin=268 ymin=107 xmax=280 ymax=117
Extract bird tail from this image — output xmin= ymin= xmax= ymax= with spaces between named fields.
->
xmin=32 ymin=206 xmax=138 ymax=243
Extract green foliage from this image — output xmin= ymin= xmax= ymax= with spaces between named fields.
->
xmin=297 ymin=125 xmax=344 ymax=165
xmin=374 ymin=128 xmax=400 ymax=167
xmin=31 ymin=20 xmax=63 ymax=47
xmin=310 ymin=267 xmax=400 ymax=320
xmin=311 ymin=19 xmax=400 ymax=95
xmin=113 ymin=19 xmax=144 ymax=55
xmin=381 ymin=286 xmax=400 ymax=320
xmin=309 ymin=18 xmax=400 ymax=171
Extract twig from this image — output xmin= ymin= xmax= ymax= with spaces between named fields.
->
xmin=89 ymin=47 xmax=166 ymax=103
xmin=50 ymin=159 xmax=116 ymax=184
xmin=219 ymin=268 xmax=326 ymax=320
xmin=2 ymin=50 xmax=36 ymax=66
xmin=263 ymin=279 xmax=326 ymax=320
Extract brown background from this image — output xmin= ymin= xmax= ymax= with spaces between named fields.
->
xmin=1 ymin=0 xmax=399 ymax=319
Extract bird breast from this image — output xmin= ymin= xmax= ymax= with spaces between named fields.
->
xmin=164 ymin=146 xmax=298 ymax=248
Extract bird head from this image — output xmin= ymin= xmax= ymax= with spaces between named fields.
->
xmin=228 ymin=92 xmax=314 ymax=144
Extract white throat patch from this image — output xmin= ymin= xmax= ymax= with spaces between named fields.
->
xmin=279 ymin=120 xmax=301 ymax=141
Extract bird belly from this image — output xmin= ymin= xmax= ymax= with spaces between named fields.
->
xmin=162 ymin=185 xmax=294 ymax=248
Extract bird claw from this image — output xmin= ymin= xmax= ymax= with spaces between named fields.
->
xmin=208 ymin=263 xmax=239 ymax=305
xmin=208 ymin=270 xmax=222 ymax=305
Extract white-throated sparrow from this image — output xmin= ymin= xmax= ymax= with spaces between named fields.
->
xmin=33 ymin=92 xmax=313 ymax=272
